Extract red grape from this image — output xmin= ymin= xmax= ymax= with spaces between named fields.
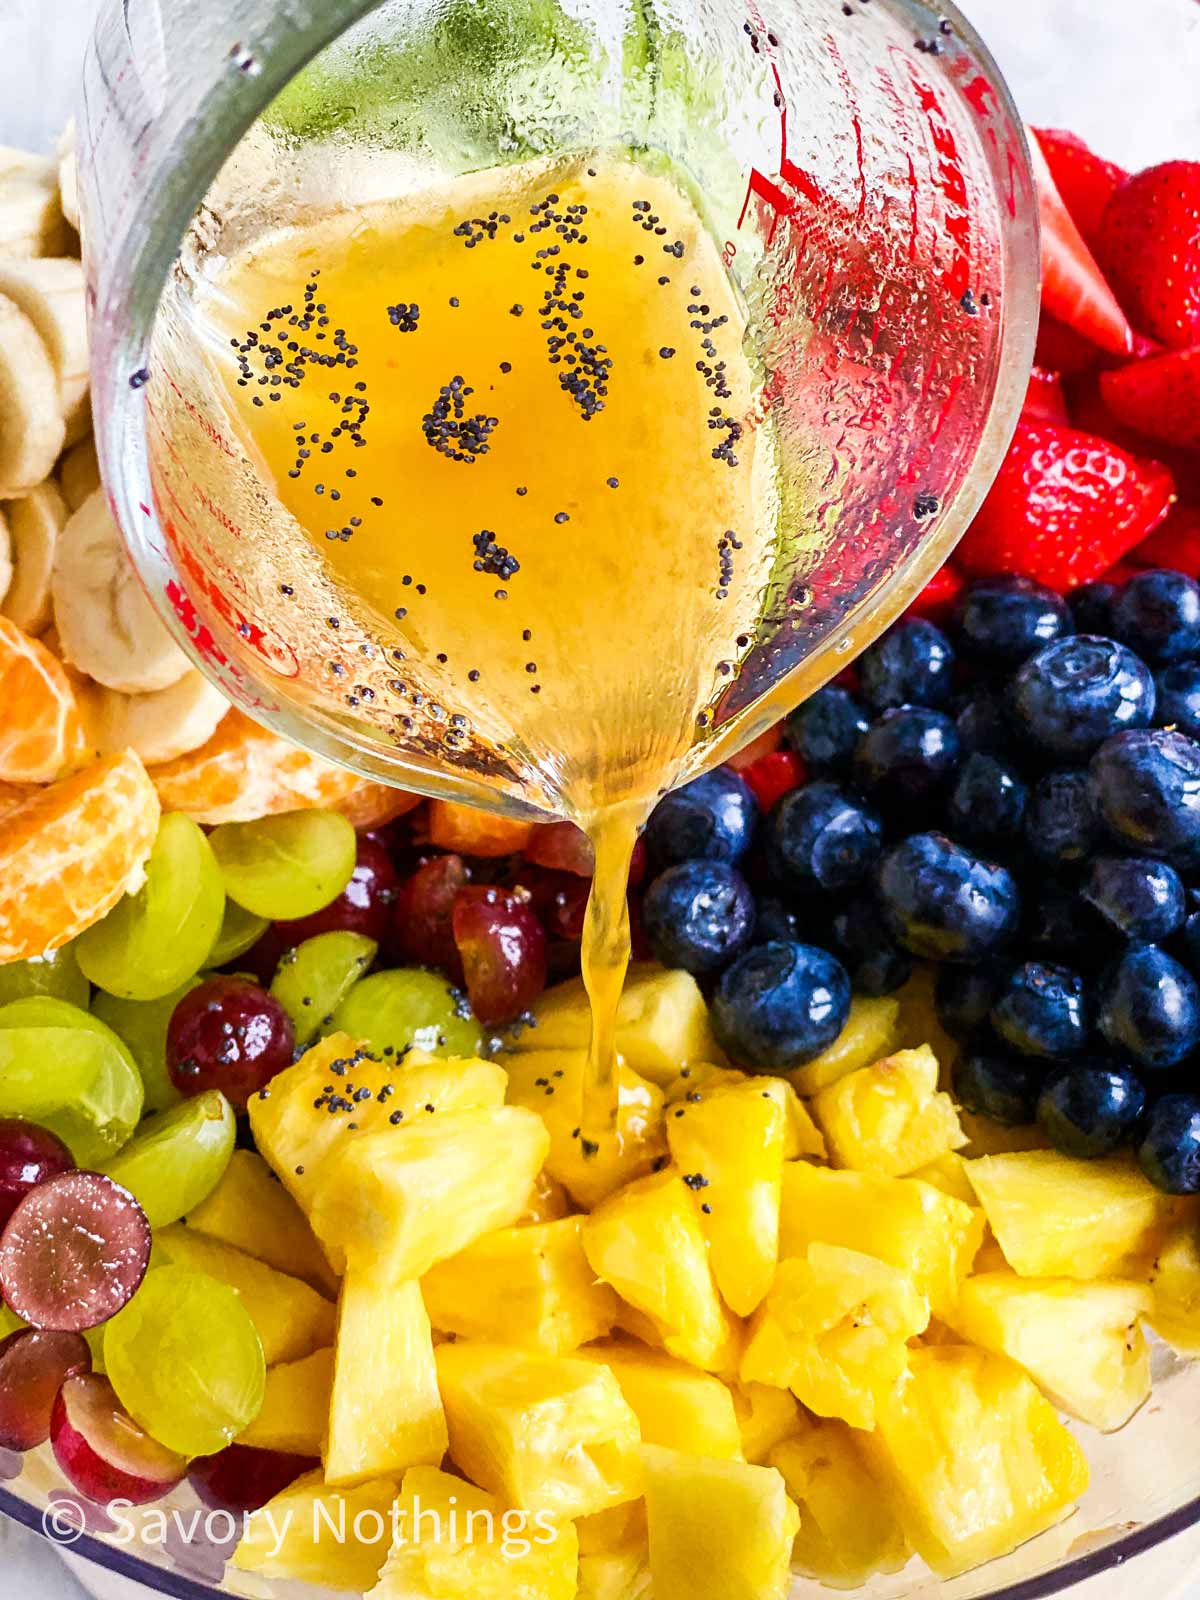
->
xmin=51 ymin=1373 xmax=186 ymax=1505
xmin=0 ymin=1328 xmax=91 ymax=1450
xmin=392 ymin=853 xmax=469 ymax=978
xmin=0 ymin=1119 xmax=74 ymax=1231
xmin=188 ymin=1442 xmax=319 ymax=1513
xmin=523 ymin=869 xmax=590 ymax=942
xmin=452 ymin=885 xmax=548 ymax=1024
xmin=167 ymin=977 xmax=295 ymax=1111
xmin=0 ymin=1171 xmax=150 ymax=1331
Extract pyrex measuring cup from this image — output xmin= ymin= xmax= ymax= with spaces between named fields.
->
xmin=79 ymin=0 xmax=1038 ymax=821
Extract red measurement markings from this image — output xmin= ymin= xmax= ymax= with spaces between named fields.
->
xmin=164 ymin=375 xmax=238 ymax=459
xmin=894 ymin=49 xmax=972 ymax=300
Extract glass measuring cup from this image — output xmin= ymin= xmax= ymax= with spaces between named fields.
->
xmin=79 ymin=0 xmax=1038 ymax=823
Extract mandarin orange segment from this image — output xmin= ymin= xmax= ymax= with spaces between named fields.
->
xmin=335 ymin=782 xmax=422 ymax=831
xmin=427 ymin=798 xmax=534 ymax=857
xmin=0 ymin=750 xmax=160 ymax=962
xmin=0 ymin=615 xmax=89 ymax=783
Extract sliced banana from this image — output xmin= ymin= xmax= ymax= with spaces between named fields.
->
xmin=59 ymin=433 xmax=100 ymax=511
xmin=56 ymin=122 xmax=79 ymax=235
xmin=0 ymin=153 xmax=70 ymax=257
xmin=1 ymin=480 xmax=68 ymax=634
xmin=89 ymin=670 xmax=231 ymax=765
xmin=0 ymin=259 xmax=89 ymax=446
xmin=0 ymin=506 xmax=11 ymax=607
xmin=52 ymin=489 xmax=190 ymax=694
xmin=0 ymin=293 xmax=65 ymax=496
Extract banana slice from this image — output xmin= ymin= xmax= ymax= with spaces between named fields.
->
xmin=52 ymin=489 xmax=190 ymax=694
xmin=0 ymin=293 xmax=66 ymax=496
xmin=0 ymin=153 xmax=70 ymax=257
xmin=0 ymin=259 xmax=89 ymax=446
xmin=59 ymin=434 xmax=100 ymax=511
xmin=0 ymin=506 xmax=11 ymax=607
xmin=57 ymin=122 xmax=79 ymax=235
xmin=1 ymin=480 xmax=68 ymax=634
xmin=89 ymin=670 xmax=231 ymax=766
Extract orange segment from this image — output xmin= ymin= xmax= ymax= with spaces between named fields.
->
xmin=0 ymin=750 xmax=160 ymax=962
xmin=427 ymin=798 xmax=534 ymax=856
xmin=335 ymin=783 xmax=422 ymax=831
xmin=0 ymin=615 xmax=88 ymax=782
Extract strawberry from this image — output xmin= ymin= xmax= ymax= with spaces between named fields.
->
xmin=1098 ymin=161 xmax=1200 ymax=348
xmin=955 ymin=419 xmax=1176 ymax=591
xmin=1021 ymin=365 xmax=1068 ymax=424
xmin=907 ymin=565 xmax=965 ymax=626
xmin=739 ymin=747 xmax=805 ymax=812
xmin=1031 ymin=136 xmax=1133 ymax=358
xmin=1130 ymin=504 xmax=1200 ymax=575
xmin=1068 ymin=373 xmax=1200 ymax=504
xmin=1033 ymin=129 xmax=1127 ymax=250
xmin=726 ymin=722 xmax=781 ymax=770
xmin=1100 ymin=346 xmax=1200 ymax=450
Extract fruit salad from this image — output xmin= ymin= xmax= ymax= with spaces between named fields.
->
xmin=4 ymin=118 xmax=1200 ymax=1600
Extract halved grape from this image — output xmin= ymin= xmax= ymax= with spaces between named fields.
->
xmin=166 ymin=977 xmax=295 ymax=1111
xmin=0 ymin=1171 xmax=150 ymax=1331
xmin=0 ymin=1031 xmax=110 ymax=1120
xmin=331 ymin=967 xmax=483 ymax=1058
xmin=51 ymin=1372 xmax=186 ymax=1505
xmin=91 ymin=980 xmax=203 ymax=1114
xmin=452 ymin=885 xmax=548 ymax=1024
xmin=0 ymin=945 xmax=89 ymax=1009
xmin=270 ymin=931 xmax=377 ymax=1046
xmin=0 ymin=1119 xmax=74 ymax=1229
xmin=105 ymin=1265 xmax=265 ymax=1457
xmin=210 ymin=810 xmax=357 ymax=921
xmin=391 ymin=853 xmax=468 ymax=977
xmin=208 ymin=900 xmax=270 ymax=968
xmin=0 ymin=1327 xmax=91 ymax=1449
xmin=100 ymin=1092 xmax=236 ymax=1229
xmin=188 ymin=1442 xmax=318 ymax=1513
xmin=76 ymin=813 xmax=226 ymax=1002
xmin=272 ymin=832 xmax=398 ymax=946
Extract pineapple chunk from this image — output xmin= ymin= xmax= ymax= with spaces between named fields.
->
xmin=911 ymin=1151 xmax=977 ymax=1207
xmin=187 ymin=1149 xmax=337 ymax=1294
xmin=579 ymin=1550 xmax=653 ymax=1600
xmin=965 ymin=1151 xmax=1172 ymax=1279
xmin=666 ymin=1079 xmax=786 ymax=1316
xmin=641 ymin=1443 xmax=798 ymax=1600
xmin=741 ymin=1244 xmax=928 ymax=1430
xmin=812 ymin=1046 xmax=965 ymax=1177
xmin=157 ymin=1225 xmax=335 ymax=1364
xmin=233 ymin=1469 xmax=397 ymax=1591
xmin=789 ymin=994 xmax=901 ymax=1096
xmin=436 ymin=1341 xmax=642 ymax=1519
xmin=864 ymin=1346 xmax=1089 ymax=1578
xmin=951 ymin=1271 xmax=1152 ymax=1432
xmin=958 ymin=1108 xmax=1049 ymax=1156
xmin=580 ymin=1340 xmax=743 ymax=1458
xmin=510 ymin=964 xmax=724 ymax=1084
xmin=731 ymin=1383 xmax=802 ymax=1464
xmin=780 ymin=1162 xmax=983 ymax=1320
xmin=369 ymin=1465 xmax=578 ymax=1600
xmin=421 ymin=1216 xmax=619 ymax=1354
xmin=577 ymin=1498 xmax=647 ymax=1554
xmin=308 ymin=1106 xmax=549 ymax=1282
xmin=519 ymin=1168 xmax=573 ymax=1224
xmin=769 ymin=1418 xmax=909 ymax=1587
xmin=664 ymin=1070 xmax=825 ymax=1160
xmin=892 ymin=965 xmax=960 ymax=1065
xmin=1147 ymin=1206 xmax=1200 ymax=1354
xmin=239 ymin=1347 xmax=332 ymax=1456
xmin=326 ymin=1276 xmax=446 ymax=1485
xmin=506 ymin=1049 xmax=665 ymax=1209
xmin=582 ymin=1167 xmax=738 ymax=1373
xmin=248 ymin=1032 xmax=508 ymax=1210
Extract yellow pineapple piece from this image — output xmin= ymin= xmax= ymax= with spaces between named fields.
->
xmin=958 ymin=1108 xmax=1049 ymax=1157
xmin=911 ymin=1151 xmax=976 ymax=1206
xmin=369 ymin=1465 xmax=578 ymax=1600
xmin=951 ymin=1271 xmax=1152 ymax=1432
xmin=780 ymin=1162 xmax=983 ymax=1320
xmin=248 ymin=1033 xmax=508 ymax=1210
xmin=421 ymin=1216 xmax=618 ymax=1353
xmin=864 ymin=1345 xmax=1089 ymax=1578
xmin=308 ymin=1106 xmax=549 ymax=1281
xmin=741 ymin=1244 xmax=928 ymax=1430
xmin=157 ymin=1225 xmax=335 ymax=1364
xmin=812 ymin=1045 xmax=966 ymax=1177
xmin=789 ymin=994 xmax=901 ymax=1096
xmin=239 ymin=1347 xmax=332 ymax=1456
xmin=506 ymin=1048 xmax=665 ymax=1209
xmin=641 ymin=1443 xmax=798 ymax=1600
xmin=731 ymin=1383 xmax=802 ymax=1464
xmin=965 ymin=1151 xmax=1173 ymax=1279
xmin=577 ymin=1498 xmax=647 ymax=1555
xmin=187 ymin=1149 xmax=337 ymax=1294
xmin=666 ymin=1079 xmax=785 ymax=1316
xmin=1147 ymin=1206 xmax=1200 ymax=1354
xmin=233 ymin=1469 xmax=397 ymax=1591
xmin=578 ymin=1550 xmax=653 ymax=1600
xmin=769 ymin=1418 xmax=909 ymax=1587
xmin=582 ymin=1167 xmax=738 ymax=1373
xmin=664 ymin=1070 xmax=825 ymax=1160
xmin=519 ymin=1168 xmax=573 ymax=1223
xmin=580 ymin=1339 xmax=743 ymax=1458
xmin=892 ymin=964 xmax=960 ymax=1065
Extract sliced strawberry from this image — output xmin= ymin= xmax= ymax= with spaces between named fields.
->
xmin=1022 ymin=366 xmax=1068 ymax=423
xmin=1130 ymin=504 xmax=1200 ymax=575
xmin=907 ymin=565 xmax=965 ymax=626
xmin=739 ymin=748 xmax=805 ymax=812
xmin=1033 ymin=129 xmax=1127 ymax=251
xmin=955 ymin=419 xmax=1176 ymax=591
xmin=1031 ymin=136 xmax=1133 ymax=359
xmin=1100 ymin=347 xmax=1200 ymax=450
xmin=1068 ymin=374 xmax=1200 ymax=503
xmin=1098 ymin=161 xmax=1200 ymax=349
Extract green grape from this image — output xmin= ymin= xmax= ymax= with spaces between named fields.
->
xmin=207 ymin=900 xmax=269 ymax=967
xmin=332 ymin=968 xmax=484 ymax=1059
xmin=83 ymin=1324 xmax=106 ymax=1373
xmin=0 ymin=943 xmax=89 ymax=1008
xmin=76 ymin=813 xmax=226 ymax=1002
xmin=210 ymin=809 xmax=356 ymax=921
xmin=104 ymin=1265 xmax=265 ymax=1457
xmin=100 ymin=1091 xmax=236 ymax=1228
xmin=0 ymin=1304 xmax=25 ymax=1339
xmin=270 ymin=931 xmax=377 ymax=1046
xmin=0 ymin=998 xmax=144 ymax=1163
xmin=0 ymin=1029 xmax=108 ymax=1118
xmin=91 ymin=980 xmax=204 ymax=1113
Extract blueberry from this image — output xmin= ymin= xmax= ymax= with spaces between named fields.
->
xmin=1027 ymin=880 xmax=1106 ymax=970
xmin=783 ymin=686 xmax=869 ymax=774
xmin=946 ymin=752 xmax=1027 ymax=846
xmin=1098 ymin=944 xmax=1200 ymax=1070
xmin=643 ymin=860 xmax=755 ymax=975
xmin=755 ymin=894 xmax=805 ymax=945
xmin=1155 ymin=660 xmax=1200 ymax=740
xmin=876 ymin=832 xmax=1020 ymax=964
xmin=991 ymin=961 xmax=1089 ymax=1058
xmin=830 ymin=895 xmax=913 ymax=997
xmin=953 ymin=1047 xmax=1045 ymax=1125
xmin=935 ymin=964 xmax=1004 ymax=1039
xmin=644 ymin=767 xmax=757 ymax=868
xmin=1023 ymin=769 xmax=1100 ymax=867
xmin=1179 ymin=910 xmax=1200 ymax=977
xmin=1082 ymin=855 xmax=1186 ymax=943
xmin=954 ymin=575 xmax=1073 ymax=666
xmin=1009 ymin=636 xmax=1156 ymax=759
xmin=1089 ymin=728 xmax=1200 ymax=866
xmin=855 ymin=708 xmax=960 ymax=808
xmin=1137 ymin=1093 xmax=1200 ymax=1193
xmin=859 ymin=618 xmax=955 ymax=711
xmin=766 ymin=782 xmax=882 ymax=892
xmin=955 ymin=691 xmax=1017 ymax=759
xmin=711 ymin=940 xmax=851 ymax=1071
xmin=1069 ymin=580 xmax=1118 ymax=637
xmin=1111 ymin=569 xmax=1200 ymax=664
xmin=1037 ymin=1063 xmax=1147 ymax=1158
